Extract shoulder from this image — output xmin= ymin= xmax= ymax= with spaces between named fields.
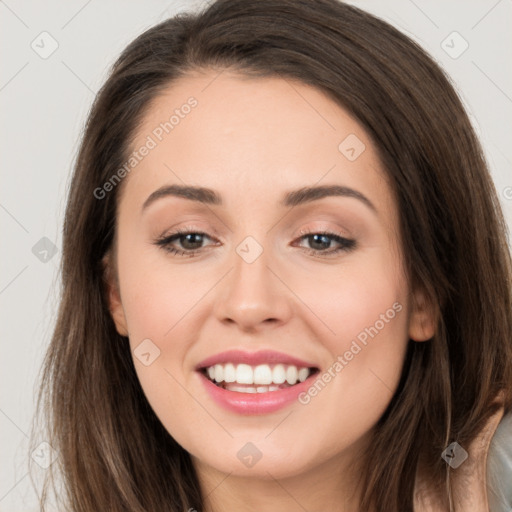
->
xmin=414 ymin=394 xmax=509 ymax=512
xmin=446 ymin=402 xmax=505 ymax=511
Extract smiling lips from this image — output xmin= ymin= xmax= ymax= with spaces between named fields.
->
xmin=196 ymin=349 xmax=319 ymax=391
xmin=195 ymin=349 xmax=320 ymax=413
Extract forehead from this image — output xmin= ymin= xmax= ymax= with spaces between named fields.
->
xmin=122 ymin=70 xmax=395 ymax=219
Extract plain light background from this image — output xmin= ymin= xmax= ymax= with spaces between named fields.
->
xmin=1 ymin=1 xmax=511 ymax=510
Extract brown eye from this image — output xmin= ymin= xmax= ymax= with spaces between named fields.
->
xmin=154 ymin=229 xmax=216 ymax=256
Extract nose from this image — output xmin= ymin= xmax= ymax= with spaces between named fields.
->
xmin=213 ymin=242 xmax=293 ymax=333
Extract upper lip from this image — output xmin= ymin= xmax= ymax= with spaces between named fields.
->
xmin=195 ymin=349 xmax=319 ymax=370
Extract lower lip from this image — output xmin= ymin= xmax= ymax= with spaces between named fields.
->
xmin=196 ymin=370 xmax=318 ymax=414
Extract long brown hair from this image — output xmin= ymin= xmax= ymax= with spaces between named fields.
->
xmin=29 ymin=0 xmax=512 ymax=510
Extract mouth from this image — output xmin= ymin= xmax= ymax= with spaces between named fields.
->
xmin=198 ymin=363 xmax=320 ymax=394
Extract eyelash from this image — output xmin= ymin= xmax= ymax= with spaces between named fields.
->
xmin=154 ymin=226 xmax=356 ymax=259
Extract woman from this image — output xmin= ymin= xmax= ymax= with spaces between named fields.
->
xmin=30 ymin=0 xmax=512 ymax=510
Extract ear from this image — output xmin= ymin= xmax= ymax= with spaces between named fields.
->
xmin=408 ymin=287 xmax=437 ymax=342
xmin=101 ymin=252 xmax=129 ymax=337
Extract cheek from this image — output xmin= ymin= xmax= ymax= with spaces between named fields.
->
xmin=117 ymin=253 xmax=204 ymax=438
xmin=119 ymin=245 xmax=208 ymax=341
xmin=117 ymin=244 xmax=218 ymax=378
xmin=291 ymin=252 xmax=410 ymax=421
xmin=291 ymin=249 xmax=408 ymax=352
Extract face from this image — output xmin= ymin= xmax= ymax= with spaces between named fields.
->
xmin=104 ymin=70 xmax=434 ymax=484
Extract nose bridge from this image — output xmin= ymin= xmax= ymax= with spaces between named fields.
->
xmin=214 ymin=233 xmax=292 ymax=329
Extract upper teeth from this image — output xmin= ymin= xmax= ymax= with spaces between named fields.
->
xmin=205 ymin=363 xmax=312 ymax=386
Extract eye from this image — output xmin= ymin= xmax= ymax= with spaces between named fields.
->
xmin=293 ymin=228 xmax=356 ymax=257
xmin=153 ymin=227 xmax=217 ymax=257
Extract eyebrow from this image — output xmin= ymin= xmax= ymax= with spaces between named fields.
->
xmin=141 ymin=183 xmax=377 ymax=214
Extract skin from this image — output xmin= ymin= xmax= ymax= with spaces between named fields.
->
xmin=104 ymin=69 xmax=436 ymax=512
